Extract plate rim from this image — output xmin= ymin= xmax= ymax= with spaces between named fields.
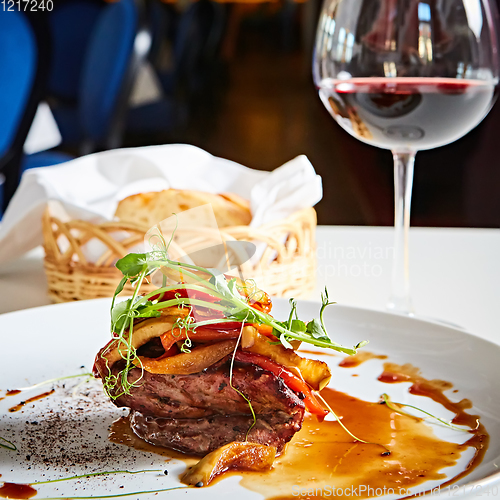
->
xmin=1 ymin=298 xmax=500 ymax=498
xmin=2 ymin=297 xmax=498 ymax=352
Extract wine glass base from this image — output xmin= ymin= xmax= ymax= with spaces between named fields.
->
xmin=386 ymin=301 xmax=466 ymax=330
xmin=386 ymin=296 xmax=414 ymax=316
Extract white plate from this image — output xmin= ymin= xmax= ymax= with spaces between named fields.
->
xmin=1 ymin=299 xmax=499 ymax=499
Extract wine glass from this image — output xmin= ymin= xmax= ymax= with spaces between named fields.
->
xmin=313 ymin=0 xmax=499 ymax=314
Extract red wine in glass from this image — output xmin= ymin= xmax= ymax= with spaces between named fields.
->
xmin=318 ymin=77 xmax=496 ymax=150
xmin=313 ymin=0 xmax=499 ymax=314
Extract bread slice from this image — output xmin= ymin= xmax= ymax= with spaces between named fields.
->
xmin=115 ymin=189 xmax=252 ymax=228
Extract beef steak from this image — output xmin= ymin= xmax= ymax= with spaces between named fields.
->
xmin=106 ymin=357 xmax=305 ymax=455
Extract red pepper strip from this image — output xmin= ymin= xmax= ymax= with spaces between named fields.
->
xmin=249 ymin=302 xmax=266 ymax=313
xmin=148 ymin=289 xmax=233 ymax=323
xmin=149 ymin=289 xmax=221 ymax=303
xmin=253 ymin=297 xmax=272 ymax=314
xmin=254 ymin=324 xmax=273 ymax=335
xmin=155 ymin=343 xmax=180 ymax=360
xmin=199 ymin=321 xmax=244 ymax=330
xmin=190 ymin=307 xmax=225 ymax=321
xmin=235 ymin=282 xmax=272 ymax=314
xmin=234 ymin=351 xmax=328 ymax=420
xmin=251 ymin=323 xmax=276 ymax=341
xmin=160 ymin=326 xmax=243 ymax=352
xmin=149 ymin=286 xmax=270 ymax=318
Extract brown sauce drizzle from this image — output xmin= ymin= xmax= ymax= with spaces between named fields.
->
xmin=299 ymin=349 xmax=338 ymax=357
xmin=5 ymin=390 xmax=21 ymax=396
xmin=8 ymin=390 xmax=55 ymax=413
xmin=109 ymin=364 xmax=488 ymax=500
xmin=237 ymin=387 xmax=483 ymax=499
xmin=339 ymin=351 xmax=388 ymax=368
xmin=377 ymin=362 xmax=489 ymax=489
xmin=0 ymin=483 xmax=37 ymax=499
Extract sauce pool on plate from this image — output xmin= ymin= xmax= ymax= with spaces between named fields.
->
xmin=234 ymin=387 xmax=482 ymax=499
xmin=338 ymin=351 xmax=388 ymax=368
xmin=6 ymin=360 xmax=482 ymax=499
xmin=0 ymin=483 xmax=37 ymax=499
xmin=110 ymin=371 xmax=487 ymax=500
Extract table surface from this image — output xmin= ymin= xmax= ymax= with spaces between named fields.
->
xmin=0 ymin=226 xmax=498 ymax=344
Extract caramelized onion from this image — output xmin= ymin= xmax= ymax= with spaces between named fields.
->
xmin=242 ymin=331 xmax=331 ymax=390
xmin=182 ymin=442 xmax=276 ymax=486
xmin=138 ymin=340 xmax=238 ymax=375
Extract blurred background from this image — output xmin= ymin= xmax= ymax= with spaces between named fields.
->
xmin=1 ymin=0 xmax=499 ymax=226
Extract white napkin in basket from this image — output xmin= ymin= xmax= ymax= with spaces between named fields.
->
xmin=0 ymin=144 xmax=322 ymax=266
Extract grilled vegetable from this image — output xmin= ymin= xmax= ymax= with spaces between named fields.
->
xmin=182 ymin=442 xmax=276 ymax=486
xmin=241 ymin=329 xmax=331 ymax=391
xmin=137 ymin=340 xmax=238 ymax=375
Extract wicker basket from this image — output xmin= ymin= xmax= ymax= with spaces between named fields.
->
xmin=42 ymin=207 xmax=317 ymax=303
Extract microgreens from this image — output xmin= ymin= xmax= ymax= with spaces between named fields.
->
xmin=15 ymin=372 xmax=92 ymax=392
xmin=31 ymin=488 xmax=188 ymax=500
xmin=30 ymin=470 xmax=165 ymax=486
xmin=0 ymin=436 xmax=16 ymax=451
xmin=112 ymin=254 xmax=364 ymax=351
xmin=2 ymin=469 xmax=189 ymax=500
xmin=228 ymin=314 xmax=257 ymax=440
xmin=380 ymin=393 xmax=476 ymax=432
xmin=102 ymin=240 xmax=366 ymax=397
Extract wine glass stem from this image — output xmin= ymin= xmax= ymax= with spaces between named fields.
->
xmin=388 ymin=150 xmax=415 ymax=315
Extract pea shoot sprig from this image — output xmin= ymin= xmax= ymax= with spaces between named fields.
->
xmin=111 ymin=252 xmax=366 ymax=352
xmin=380 ymin=393 xmax=477 ymax=432
xmin=104 ymin=250 xmax=367 ymax=397
xmin=0 ymin=435 xmax=16 ymax=451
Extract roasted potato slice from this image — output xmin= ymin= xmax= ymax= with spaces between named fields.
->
xmin=138 ymin=340 xmax=237 ymax=375
xmin=103 ymin=307 xmax=188 ymax=366
xmin=182 ymin=442 xmax=276 ymax=486
xmin=241 ymin=330 xmax=331 ymax=391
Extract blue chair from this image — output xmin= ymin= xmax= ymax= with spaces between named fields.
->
xmin=23 ymin=0 xmax=149 ymax=175
xmin=0 ymin=1 xmax=148 ymax=213
xmin=48 ymin=0 xmax=150 ymax=153
xmin=47 ymin=0 xmax=102 ymax=105
xmin=21 ymin=150 xmax=73 ymax=173
xmin=0 ymin=11 xmax=49 ymax=213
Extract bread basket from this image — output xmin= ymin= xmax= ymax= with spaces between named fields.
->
xmin=42 ymin=207 xmax=317 ymax=303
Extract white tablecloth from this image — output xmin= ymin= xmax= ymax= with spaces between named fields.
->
xmin=0 ymin=226 xmax=498 ymax=344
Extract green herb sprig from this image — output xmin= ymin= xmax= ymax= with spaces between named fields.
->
xmin=103 ymin=249 xmax=367 ymax=397
xmin=228 ymin=314 xmax=257 ymax=440
xmin=16 ymin=372 xmax=92 ymax=392
xmin=34 ymin=488 xmax=187 ymax=500
xmin=0 ymin=436 xmax=16 ymax=451
xmin=112 ymin=252 xmax=365 ymax=352
xmin=380 ymin=393 xmax=476 ymax=432
xmin=29 ymin=469 xmax=165 ymax=485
